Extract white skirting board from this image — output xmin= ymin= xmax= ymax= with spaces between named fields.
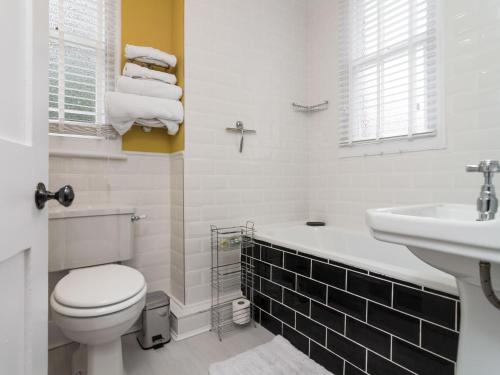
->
xmin=169 ymin=292 xmax=243 ymax=341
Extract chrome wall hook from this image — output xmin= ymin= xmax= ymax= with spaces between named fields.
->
xmin=225 ymin=121 xmax=256 ymax=153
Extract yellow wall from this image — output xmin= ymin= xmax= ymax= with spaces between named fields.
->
xmin=121 ymin=0 xmax=185 ymax=153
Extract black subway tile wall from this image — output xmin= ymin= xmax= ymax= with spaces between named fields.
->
xmin=282 ymin=325 xmax=309 ymax=355
xmin=253 ymin=259 xmax=270 ymax=279
xmin=311 ymin=301 xmax=344 ymax=333
xmin=310 ymin=341 xmax=345 ymax=375
xmin=297 ymin=275 xmax=327 ymax=303
xmin=346 ymin=317 xmax=391 ymax=358
xmin=392 ymin=338 xmax=456 ymax=375
xmin=367 ymin=302 xmax=420 ymax=344
xmin=296 ymin=314 xmax=327 ymax=344
xmin=261 ymin=278 xmax=282 ymax=301
xmin=260 ymin=246 xmax=283 ymax=267
xmin=393 ymin=284 xmax=456 ymax=329
xmin=271 ymin=266 xmax=296 ymax=289
xmin=284 ymin=253 xmax=311 ymax=276
xmin=347 ymin=271 xmax=392 ymax=306
xmin=260 ymin=311 xmax=282 ymax=336
xmin=253 ymin=290 xmax=270 ymax=312
xmin=283 ymin=288 xmax=310 ymax=315
xmin=247 ymin=240 xmax=460 ymax=375
xmin=368 ymin=352 xmax=414 ymax=375
xmin=311 ymin=261 xmax=346 ymax=288
xmin=327 ymin=329 xmax=366 ymax=369
xmin=346 ymin=362 xmax=368 ymax=375
xmin=271 ymin=300 xmax=295 ymax=326
xmin=421 ymin=322 xmax=459 ymax=362
xmin=328 ymin=287 xmax=367 ymax=320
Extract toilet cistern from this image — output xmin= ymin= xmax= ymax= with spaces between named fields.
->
xmin=466 ymin=160 xmax=499 ymax=221
xmin=49 ymin=205 xmax=147 ymax=375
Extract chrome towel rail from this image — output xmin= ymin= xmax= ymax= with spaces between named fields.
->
xmin=292 ymin=100 xmax=329 ymax=113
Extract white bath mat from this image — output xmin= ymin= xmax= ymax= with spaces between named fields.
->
xmin=208 ymin=335 xmax=331 ymax=375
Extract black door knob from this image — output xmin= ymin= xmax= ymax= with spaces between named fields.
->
xmin=35 ymin=183 xmax=75 ymax=209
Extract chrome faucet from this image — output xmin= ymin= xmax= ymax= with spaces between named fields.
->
xmin=466 ymin=160 xmax=499 ymax=221
xmin=467 ymin=161 xmax=500 ymax=310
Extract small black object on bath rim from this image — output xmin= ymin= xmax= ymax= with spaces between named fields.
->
xmin=306 ymin=221 xmax=326 ymax=227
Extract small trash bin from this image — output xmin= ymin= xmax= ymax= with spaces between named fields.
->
xmin=137 ymin=291 xmax=171 ymax=350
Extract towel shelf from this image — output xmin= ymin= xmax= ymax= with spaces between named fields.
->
xmin=126 ymin=58 xmax=172 ymax=71
xmin=292 ymin=100 xmax=329 ymax=113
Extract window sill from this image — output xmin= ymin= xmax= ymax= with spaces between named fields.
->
xmin=338 ymin=132 xmax=446 ymax=158
xmin=49 ymin=132 xmax=126 ymax=161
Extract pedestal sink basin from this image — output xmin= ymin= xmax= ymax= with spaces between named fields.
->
xmin=366 ymin=203 xmax=500 ymax=375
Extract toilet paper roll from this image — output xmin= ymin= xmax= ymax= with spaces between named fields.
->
xmin=232 ymin=298 xmax=251 ymax=325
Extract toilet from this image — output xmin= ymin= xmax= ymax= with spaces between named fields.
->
xmin=49 ymin=205 xmax=147 ymax=375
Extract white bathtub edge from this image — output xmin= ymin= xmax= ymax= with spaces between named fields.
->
xmin=254 ymin=224 xmax=458 ymax=296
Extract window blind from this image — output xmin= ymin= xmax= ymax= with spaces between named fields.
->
xmin=48 ymin=0 xmax=119 ymax=138
xmin=338 ymin=0 xmax=438 ymax=146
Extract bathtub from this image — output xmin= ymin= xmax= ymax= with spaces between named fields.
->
xmin=254 ymin=222 xmax=457 ymax=295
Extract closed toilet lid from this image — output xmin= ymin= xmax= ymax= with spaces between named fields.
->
xmin=53 ymin=264 xmax=145 ymax=308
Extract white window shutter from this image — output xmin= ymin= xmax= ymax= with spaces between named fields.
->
xmin=49 ymin=0 xmax=119 ymax=138
xmin=338 ymin=0 xmax=439 ymax=147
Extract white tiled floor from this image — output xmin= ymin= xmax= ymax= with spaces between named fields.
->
xmin=123 ymin=325 xmax=274 ymax=375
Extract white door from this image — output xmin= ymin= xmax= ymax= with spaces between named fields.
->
xmin=0 ymin=1 xmax=49 ymax=374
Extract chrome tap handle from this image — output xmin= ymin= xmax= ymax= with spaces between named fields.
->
xmin=466 ymin=165 xmax=480 ymax=172
xmin=466 ymin=160 xmax=499 ymax=221
xmin=466 ymin=160 xmax=500 ymax=174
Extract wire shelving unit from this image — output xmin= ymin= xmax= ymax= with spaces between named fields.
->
xmin=210 ymin=222 xmax=255 ymax=341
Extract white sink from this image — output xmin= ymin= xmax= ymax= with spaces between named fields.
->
xmin=367 ymin=203 xmax=500 ymax=263
xmin=366 ymin=203 xmax=500 ymax=375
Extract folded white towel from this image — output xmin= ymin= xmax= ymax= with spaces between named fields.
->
xmin=125 ymin=44 xmax=177 ymax=68
xmin=123 ymin=62 xmax=177 ymax=85
xmin=116 ymin=76 xmax=182 ymax=100
xmin=106 ymin=92 xmax=183 ymax=135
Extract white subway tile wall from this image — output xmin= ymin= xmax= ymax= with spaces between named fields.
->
xmin=307 ymin=0 xmax=500 ymax=230
xmin=183 ymin=0 xmax=310 ymax=304
xmin=49 ymin=153 xmax=173 ymax=293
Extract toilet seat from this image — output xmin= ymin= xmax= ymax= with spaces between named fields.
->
xmin=51 ymin=264 xmax=147 ymax=318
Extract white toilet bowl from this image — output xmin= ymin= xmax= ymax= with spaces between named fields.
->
xmin=50 ymin=264 xmax=147 ymax=375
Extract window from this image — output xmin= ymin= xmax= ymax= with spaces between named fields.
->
xmin=338 ymin=0 xmax=443 ymax=156
xmin=48 ymin=0 xmax=120 ymax=137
